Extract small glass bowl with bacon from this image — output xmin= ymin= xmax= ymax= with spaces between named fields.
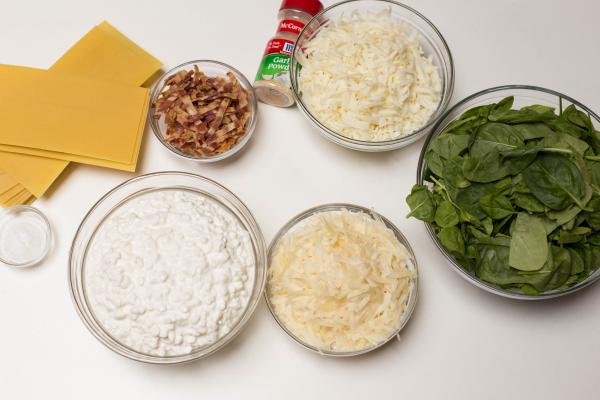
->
xmin=150 ymin=60 xmax=257 ymax=162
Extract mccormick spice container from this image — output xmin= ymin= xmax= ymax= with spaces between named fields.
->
xmin=254 ymin=0 xmax=323 ymax=108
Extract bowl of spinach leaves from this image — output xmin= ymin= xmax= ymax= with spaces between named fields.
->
xmin=408 ymin=85 xmax=600 ymax=299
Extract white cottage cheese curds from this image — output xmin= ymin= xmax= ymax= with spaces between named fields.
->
xmin=85 ymin=189 xmax=255 ymax=357
xmin=297 ymin=9 xmax=442 ymax=141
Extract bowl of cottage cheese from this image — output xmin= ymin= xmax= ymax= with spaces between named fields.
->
xmin=69 ymin=172 xmax=266 ymax=364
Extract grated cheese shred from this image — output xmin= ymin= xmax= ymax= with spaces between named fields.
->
xmin=298 ymin=9 xmax=442 ymax=142
xmin=267 ymin=209 xmax=416 ymax=353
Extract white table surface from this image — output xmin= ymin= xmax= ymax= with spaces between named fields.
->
xmin=1 ymin=0 xmax=600 ymax=398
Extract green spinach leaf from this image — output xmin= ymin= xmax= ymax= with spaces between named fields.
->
xmin=471 ymin=123 xmax=524 ymax=155
xmin=428 ymin=134 xmax=471 ymax=160
xmin=425 ymin=150 xmax=445 ymax=177
xmin=480 ymin=193 xmax=514 ymax=219
xmin=540 ymin=132 xmax=589 ymax=155
xmin=463 ymin=149 xmax=508 ymax=183
xmin=434 ymin=200 xmax=459 ymax=228
xmin=542 ymin=206 xmax=582 ymax=235
xmin=562 ymin=104 xmax=593 ymax=133
xmin=508 ymin=213 xmax=549 ymax=271
xmin=586 ymin=160 xmax=600 ymax=194
xmin=443 ymin=156 xmax=470 ymax=189
xmin=437 ymin=226 xmax=465 ymax=255
xmin=489 ymin=104 xmax=557 ymax=124
xmin=406 ymin=185 xmax=435 ymax=222
xmin=454 ymin=183 xmax=493 ymax=220
xmin=522 ymin=154 xmax=587 ymax=210
xmin=513 ymin=123 xmax=554 ymax=140
xmin=512 ymin=193 xmax=546 ymax=213
xmin=544 ymin=247 xmax=572 ymax=290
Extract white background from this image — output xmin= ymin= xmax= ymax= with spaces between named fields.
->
xmin=1 ymin=0 xmax=599 ymax=399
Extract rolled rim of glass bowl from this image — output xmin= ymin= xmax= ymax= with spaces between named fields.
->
xmin=290 ymin=0 xmax=455 ymax=152
xmin=68 ymin=171 xmax=267 ymax=364
xmin=416 ymin=84 xmax=600 ymax=300
xmin=264 ymin=203 xmax=419 ymax=356
xmin=149 ymin=60 xmax=258 ymax=163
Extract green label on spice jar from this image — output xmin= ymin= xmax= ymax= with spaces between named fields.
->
xmin=255 ymin=38 xmax=294 ymax=86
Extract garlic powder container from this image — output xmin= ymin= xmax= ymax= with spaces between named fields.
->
xmin=254 ymin=0 xmax=323 ymax=107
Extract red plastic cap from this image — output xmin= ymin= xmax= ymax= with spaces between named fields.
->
xmin=280 ymin=0 xmax=324 ymax=16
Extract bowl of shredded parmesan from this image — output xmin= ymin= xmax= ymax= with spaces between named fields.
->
xmin=266 ymin=204 xmax=418 ymax=356
xmin=291 ymin=0 xmax=454 ymax=151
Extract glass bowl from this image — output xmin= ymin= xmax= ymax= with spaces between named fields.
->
xmin=290 ymin=0 xmax=454 ymax=152
xmin=69 ymin=172 xmax=267 ymax=363
xmin=417 ymin=85 xmax=600 ymax=300
xmin=0 ymin=205 xmax=53 ymax=268
xmin=149 ymin=60 xmax=258 ymax=163
xmin=265 ymin=203 xmax=419 ymax=356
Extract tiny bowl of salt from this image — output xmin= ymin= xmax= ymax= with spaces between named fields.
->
xmin=0 ymin=205 xmax=53 ymax=268
xmin=149 ymin=60 xmax=258 ymax=163
xmin=290 ymin=0 xmax=454 ymax=152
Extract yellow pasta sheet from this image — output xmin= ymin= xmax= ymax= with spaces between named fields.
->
xmin=0 ymin=153 xmax=66 ymax=198
xmin=0 ymin=65 xmax=149 ymax=166
xmin=0 ymin=169 xmax=35 ymax=206
xmin=0 ymin=22 xmax=161 ymax=198
xmin=0 ymin=184 xmax=23 ymax=202
xmin=1 ymin=188 xmax=33 ymax=206
xmin=0 ymin=171 xmax=20 ymax=189
xmin=52 ymin=22 xmax=162 ymax=87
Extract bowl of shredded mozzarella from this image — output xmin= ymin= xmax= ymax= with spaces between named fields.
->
xmin=266 ymin=204 xmax=418 ymax=356
xmin=291 ymin=0 xmax=454 ymax=151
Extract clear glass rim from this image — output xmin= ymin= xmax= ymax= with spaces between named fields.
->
xmin=0 ymin=205 xmax=53 ymax=268
xmin=416 ymin=84 xmax=600 ymax=300
xmin=290 ymin=0 xmax=455 ymax=148
xmin=265 ymin=203 xmax=419 ymax=356
xmin=149 ymin=60 xmax=258 ymax=163
xmin=68 ymin=171 xmax=267 ymax=364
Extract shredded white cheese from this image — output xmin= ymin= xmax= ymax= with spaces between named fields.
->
xmin=298 ymin=9 xmax=442 ymax=141
xmin=267 ymin=209 xmax=415 ymax=353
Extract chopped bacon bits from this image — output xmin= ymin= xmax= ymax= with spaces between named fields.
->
xmin=152 ymin=66 xmax=251 ymax=157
